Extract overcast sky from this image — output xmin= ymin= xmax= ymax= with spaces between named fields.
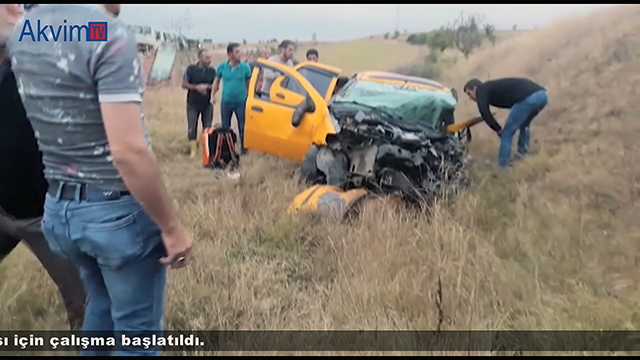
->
xmin=118 ymin=4 xmax=615 ymax=42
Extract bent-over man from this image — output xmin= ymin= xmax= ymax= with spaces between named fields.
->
xmin=464 ymin=77 xmax=549 ymax=168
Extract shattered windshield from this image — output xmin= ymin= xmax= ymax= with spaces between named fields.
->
xmin=333 ymin=79 xmax=457 ymax=130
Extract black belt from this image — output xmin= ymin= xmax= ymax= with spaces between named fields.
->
xmin=47 ymin=180 xmax=131 ymax=201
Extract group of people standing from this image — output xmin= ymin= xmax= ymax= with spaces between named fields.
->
xmin=181 ymin=39 xmax=320 ymax=158
xmin=0 ymin=3 xmax=550 ymax=357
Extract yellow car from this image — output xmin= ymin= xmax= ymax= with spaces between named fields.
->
xmin=245 ymin=59 xmax=482 ymax=217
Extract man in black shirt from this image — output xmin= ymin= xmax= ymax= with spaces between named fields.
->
xmin=464 ymin=77 xmax=549 ymax=168
xmin=0 ymin=4 xmax=85 ymax=330
xmin=182 ymin=49 xmax=216 ymax=158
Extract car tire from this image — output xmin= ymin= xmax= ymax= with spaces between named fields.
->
xmin=316 ymin=147 xmax=349 ymax=188
xmin=300 ymin=145 xmax=323 ymax=184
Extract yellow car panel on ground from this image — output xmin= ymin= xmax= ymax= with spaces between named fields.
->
xmin=287 ymin=184 xmax=369 ymax=218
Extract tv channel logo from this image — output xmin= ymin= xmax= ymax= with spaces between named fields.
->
xmin=18 ymin=19 xmax=108 ymax=42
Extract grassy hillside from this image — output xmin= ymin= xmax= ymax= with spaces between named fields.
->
xmin=1 ymin=5 xmax=638 ymax=356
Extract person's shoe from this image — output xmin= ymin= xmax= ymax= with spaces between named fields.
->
xmin=513 ymin=152 xmax=526 ymax=161
xmin=189 ymin=140 xmax=198 ymax=158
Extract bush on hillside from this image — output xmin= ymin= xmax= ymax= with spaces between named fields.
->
xmin=394 ymin=52 xmax=442 ymax=81
xmin=407 ymin=32 xmax=428 ymax=45
xmin=406 ymin=12 xmax=496 ymax=58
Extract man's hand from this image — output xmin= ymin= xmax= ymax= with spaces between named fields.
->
xmin=195 ymin=84 xmax=208 ymax=94
xmin=159 ymin=225 xmax=193 ymax=269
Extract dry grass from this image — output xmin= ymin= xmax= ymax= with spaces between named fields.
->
xmin=1 ymin=6 xmax=639 ymax=356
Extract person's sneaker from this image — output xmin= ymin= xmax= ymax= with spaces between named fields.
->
xmin=514 ymin=152 xmax=526 ymax=161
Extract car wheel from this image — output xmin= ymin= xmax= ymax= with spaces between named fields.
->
xmin=300 ymin=145 xmax=323 ymax=184
xmin=316 ymin=147 xmax=349 ymax=188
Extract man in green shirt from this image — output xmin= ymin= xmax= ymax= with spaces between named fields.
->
xmin=212 ymin=42 xmax=252 ymax=155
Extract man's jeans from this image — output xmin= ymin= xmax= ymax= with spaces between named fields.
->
xmin=41 ymin=182 xmax=168 ymax=356
xmin=187 ymin=102 xmax=213 ymax=141
xmin=0 ymin=207 xmax=86 ymax=330
xmin=499 ymin=90 xmax=549 ymax=168
xmin=220 ymin=100 xmax=247 ymax=154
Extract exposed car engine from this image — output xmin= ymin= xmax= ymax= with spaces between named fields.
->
xmin=311 ymin=102 xmax=470 ymax=206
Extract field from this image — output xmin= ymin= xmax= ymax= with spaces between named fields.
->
xmin=1 ymin=5 xmax=639 ymax=356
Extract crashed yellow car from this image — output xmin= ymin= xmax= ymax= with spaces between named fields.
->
xmin=245 ymin=59 xmax=482 ymax=217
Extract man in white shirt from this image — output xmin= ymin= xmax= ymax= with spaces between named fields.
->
xmin=261 ymin=39 xmax=295 ymax=98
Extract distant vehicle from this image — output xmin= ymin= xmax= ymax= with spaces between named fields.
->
xmin=127 ymin=24 xmax=157 ymax=54
xmin=201 ymin=39 xmax=214 ymax=50
xmin=186 ymin=38 xmax=200 ymax=50
xmin=155 ymin=30 xmax=165 ymax=44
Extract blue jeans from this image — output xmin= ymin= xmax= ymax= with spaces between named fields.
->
xmin=499 ymin=90 xmax=549 ymax=167
xmin=220 ymin=100 xmax=247 ymax=154
xmin=41 ymin=182 xmax=168 ymax=356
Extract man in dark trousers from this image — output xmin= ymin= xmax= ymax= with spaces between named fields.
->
xmin=0 ymin=3 xmax=85 ymax=330
xmin=463 ymin=77 xmax=549 ymax=168
xmin=182 ymin=49 xmax=216 ymax=158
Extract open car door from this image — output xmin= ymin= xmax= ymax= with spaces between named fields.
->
xmin=245 ymin=58 xmax=335 ymax=162
xmin=283 ymin=61 xmax=342 ymax=103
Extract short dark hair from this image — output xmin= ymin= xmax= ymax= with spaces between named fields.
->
xmin=227 ymin=42 xmax=240 ymax=55
xmin=197 ymin=49 xmax=207 ymax=58
xmin=306 ymin=48 xmax=318 ymax=59
xmin=464 ymin=78 xmax=483 ymax=91
xmin=278 ymin=39 xmax=294 ymax=50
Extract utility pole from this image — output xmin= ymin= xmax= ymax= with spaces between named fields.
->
xmin=395 ymin=5 xmax=400 ymax=33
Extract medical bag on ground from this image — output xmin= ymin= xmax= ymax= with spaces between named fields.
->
xmin=201 ymin=126 xmax=239 ymax=169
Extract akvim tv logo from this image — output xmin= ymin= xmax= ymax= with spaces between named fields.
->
xmin=18 ymin=19 xmax=108 ymax=42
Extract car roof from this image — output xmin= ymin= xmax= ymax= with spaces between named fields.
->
xmin=354 ymin=71 xmax=450 ymax=92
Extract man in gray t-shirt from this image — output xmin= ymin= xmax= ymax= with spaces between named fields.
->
xmin=261 ymin=39 xmax=295 ymax=96
xmin=9 ymin=4 xmax=192 ymax=355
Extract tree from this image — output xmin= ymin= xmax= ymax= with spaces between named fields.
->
xmin=451 ymin=12 xmax=485 ymax=59
xmin=392 ymin=30 xmax=400 ymax=39
xmin=242 ymin=38 xmax=247 ymax=45
xmin=384 ymin=32 xmax=390 ymax=40
xmin=425 ymin=28 xmax=455 ymax=53
xmin=406 ymin=33 xmax=427 ymax=45
xmin=513 ymin=24 xmax=517 ymax=31
xmin=484 ymin=23 xmax=496 ymax=46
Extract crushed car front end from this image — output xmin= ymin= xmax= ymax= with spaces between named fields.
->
xmin=299 ymin=72 xmax=470 ymax=211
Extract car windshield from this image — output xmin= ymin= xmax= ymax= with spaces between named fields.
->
xmin=333 ymin=79 xmax=457 ymax=129
xmin=129 ymin=26 xmax=144 ymax=34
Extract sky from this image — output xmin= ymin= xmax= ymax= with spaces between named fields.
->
xmin=118 ymin=4 xmax=616 ymax=43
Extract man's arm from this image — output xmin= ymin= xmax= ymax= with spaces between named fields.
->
xmin=93 ymin=31 xmax=181 ymax=236
xmin=211 ymin=63 xmax=222 ymax=100
xmin=181 ymin=66 xmax=207 ymax=91
xmin=476 ymin=88 xmax=502 ymax=133
xmin=181 ymin=66 xmax=195 ymax=90
xmin=244 ymin=62 xmax=252 ymax=93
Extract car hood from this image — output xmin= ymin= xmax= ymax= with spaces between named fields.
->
xmin=329 ymin=101 xmax=453 ymax=141
xmin=329 ymin=86 xmax=457 ymax=134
